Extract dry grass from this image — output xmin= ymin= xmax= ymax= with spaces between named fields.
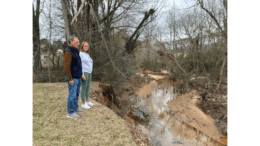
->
xmin=33 ymin=82 xmax=136 ymax=146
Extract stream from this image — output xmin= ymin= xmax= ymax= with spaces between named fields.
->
xmin=128 ymin=75 xmax=226 ymax=146
xmin=44 ymin=73 xmax=227 ymax=145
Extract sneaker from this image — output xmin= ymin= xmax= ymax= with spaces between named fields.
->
xmin=81 ymin=104 xmax=91 ymax=109
xmin=67 ymin=113 xmax=80 ymax=119
xmin=87 ymin=101 xmax=95 ymax=106
xmin=75 ymin=109 xmax=85 ymax=113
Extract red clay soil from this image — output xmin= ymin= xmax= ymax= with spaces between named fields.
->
xmin=167 ymin=90 xmax=224 ymax=142
xmin=173 ymin=77 xmax=228 ymax=137
xmin=220 ymin=136 xmax=228 ymax=145
xmin=91 ymin=70 xmax=228 ymax=146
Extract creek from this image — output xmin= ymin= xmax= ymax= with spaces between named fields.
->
xmin=127 ymin=74 xmax=227 ymax=146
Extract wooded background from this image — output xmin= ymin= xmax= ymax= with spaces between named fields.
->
xmin=33 ymin=0 xmax=227 ymax=91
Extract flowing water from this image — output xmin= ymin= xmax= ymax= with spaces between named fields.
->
xmin=128 ymin=77 xmax=226 ymax=146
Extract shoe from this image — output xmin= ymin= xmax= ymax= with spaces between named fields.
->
xmin=75 ymin=109 xmax=85 ymax=113
xmin=67 ymin=113 xmax=80 ymax=119
xmin=81 ymin=104 xmax=91 ymax=109
xmin=87 ymin=101 xmax=95 ymax=106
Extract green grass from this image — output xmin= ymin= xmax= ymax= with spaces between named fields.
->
xmin=33 ymin=82 xmax=136 ymax=146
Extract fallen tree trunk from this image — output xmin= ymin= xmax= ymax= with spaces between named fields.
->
xmin=216 ymin=54 xmax=227 ymax=92
xmin=157 ymin=50 xmax=188 ymax=77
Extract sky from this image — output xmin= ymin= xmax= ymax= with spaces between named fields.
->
xmin=38 ymin=0 xmax=196 ymax=42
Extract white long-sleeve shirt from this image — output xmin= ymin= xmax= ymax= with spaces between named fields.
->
xmin=79 ymin=52 xmax=93 ymax=75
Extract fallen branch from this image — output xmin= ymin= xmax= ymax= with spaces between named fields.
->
xmin=216 ymin=55 xmax=227 ymax=92
xmin=157 ymin=50 xmax=188 ymax=77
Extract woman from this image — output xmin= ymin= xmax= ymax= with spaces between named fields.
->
xmin=79 ymin=42 xmax=95 ymax=109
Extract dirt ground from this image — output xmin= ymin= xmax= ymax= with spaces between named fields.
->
xmin=167 ymin=74 xmax=228 ymax=145
xmin=173 ymin=78 xmax=228 ymax=137
xmin=128 ymin=69 xmax=228 ymax=145
xmin=84 ymin=69 xmax=227 ymax=146
xmin=167 ymin=90 xmax=224 ymax=140
xmin=89 ymin=75 xmax=154 ymax=146
xmin=34 ymin=67 xmax=227 ymax=146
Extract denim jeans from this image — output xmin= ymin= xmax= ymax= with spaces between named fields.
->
xmin=67 ymin=78 xmax=81 ymax=114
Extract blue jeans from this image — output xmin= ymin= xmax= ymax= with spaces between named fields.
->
xmin=67 ymin=78 xmax=81 ymax=114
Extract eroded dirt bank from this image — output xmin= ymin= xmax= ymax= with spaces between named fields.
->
xmin=90 ymin=70 xmax=227 ymax=146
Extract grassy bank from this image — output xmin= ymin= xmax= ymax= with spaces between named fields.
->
xmin=33 ymin=82 xmax=136 ymax=146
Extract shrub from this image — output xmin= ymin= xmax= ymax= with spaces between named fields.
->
xmin=140 ymin=59 xmax=167 ymax=72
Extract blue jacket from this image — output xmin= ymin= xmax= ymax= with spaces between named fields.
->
xmin=65 ymin=46 xmax=82 ymax=81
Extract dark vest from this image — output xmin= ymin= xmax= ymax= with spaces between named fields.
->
xmin=65 ymin=46 xmax=82 ymax=81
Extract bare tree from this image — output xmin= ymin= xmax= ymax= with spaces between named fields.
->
xmin=33 ymin=0 xmax=43 ymax=73
xmin=166 ymin=5 xmax=182 ymax=58
xmin=125 ymin=8 xmax=156 ymax=55
xmin=39 ymin=0 xmax=163 ymax=86
xmin=60 ymin=0 xmax=71 ymax=43
xmin=197 ymin=0 xmax=227 ymax=91
xmin=48 ymin=0 xmax=52 ymax=83
xmin=77 ymin=0 xmax=82 ymax=37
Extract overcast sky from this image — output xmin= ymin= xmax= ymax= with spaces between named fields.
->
xmin=157 ymin=0 xmax=195 ymax=27
xmin=38 ymin=0 xmax=196 ymax=42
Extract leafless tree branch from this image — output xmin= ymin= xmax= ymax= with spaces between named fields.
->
xmin=87 ymin=0 xmax=127 ymax=78
xmin=198 ymin=0 xmax=227 ymax=39
xmin=70 ymin=0 xmax=86 ymax=25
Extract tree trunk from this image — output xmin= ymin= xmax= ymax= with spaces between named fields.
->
xmin=33 ymin=0 xmax=42 ymax=74
xmin=125 ymin=9 xmax=155 ymax=55
xmin=77 ymin=0 xmax=82 ymax=38
xmin=86 ymin=0 xmax=91 ymax=42
xmin=157 ymin=50 xmax=187 ymax=77
xmin=48 ymin=0 xmax=52 ymax=83
xmin=198 ymin=0 xmax=228 ymax=91
xmin=216 ymin=55 xmax=226 ymax=91
xmin=61 ymin=0 xmax=71 ymax=44
xmin=57 ymin=55 xmax=60 ymax=69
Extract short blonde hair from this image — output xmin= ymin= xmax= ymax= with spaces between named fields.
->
xmin=80 ymin=42 xmax=90 ymax=54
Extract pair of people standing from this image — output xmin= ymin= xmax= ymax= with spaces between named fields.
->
xmin=64 ymin=36 xmax=94 ymax=119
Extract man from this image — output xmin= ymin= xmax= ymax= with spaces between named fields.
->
xmin=64 ymin=36 xmax=85 ymax=119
